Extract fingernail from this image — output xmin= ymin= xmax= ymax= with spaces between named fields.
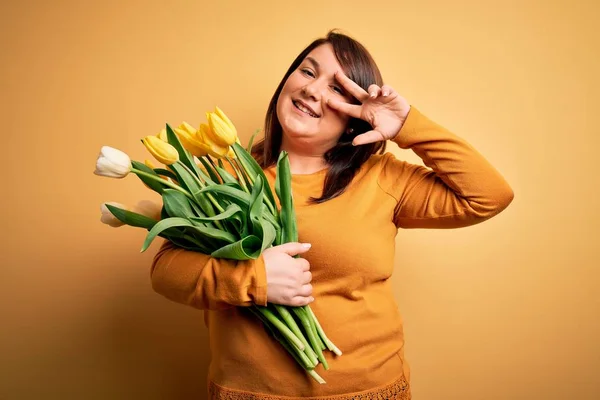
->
xmin=309 ymin=297 xmax=315 ymax=303
xmin=383 ymin=91 xmax=389 ymax=96
xmin=302 ymin=243 xmax=312 ymax=249
xmin=326 ymin=98 xmax=330 ymax=104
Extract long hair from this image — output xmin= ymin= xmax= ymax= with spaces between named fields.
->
xmin=252 ymin=30 xmax=386 ymax=204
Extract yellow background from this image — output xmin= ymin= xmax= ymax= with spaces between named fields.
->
xmin=2 ymin=0 xmax=598 ymax=398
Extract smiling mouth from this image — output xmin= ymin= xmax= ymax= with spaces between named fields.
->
xmin=292 ymin=100 xmax=319 ymax=118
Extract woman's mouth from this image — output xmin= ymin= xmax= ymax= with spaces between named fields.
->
xmin=292 ymin=100 xmax=319 ymax=118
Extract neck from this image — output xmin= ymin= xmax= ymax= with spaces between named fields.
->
xmin=280 ymin=140 xmax=328 ymax=175
xmin=286 ymin=151 xmax=328 ymax=175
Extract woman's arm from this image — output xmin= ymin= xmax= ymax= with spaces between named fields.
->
xmin=380 ymin=107 xmax=514 ymax=228
xmin=150 ymin=239 xmax=268 ymax=310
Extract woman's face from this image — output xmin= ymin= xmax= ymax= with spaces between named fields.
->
xmin=276 ymin=43 xmax=355 ymax=154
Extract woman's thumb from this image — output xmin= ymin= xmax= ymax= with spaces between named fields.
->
xmin=277 ymin=242 xmax=312 ymax=256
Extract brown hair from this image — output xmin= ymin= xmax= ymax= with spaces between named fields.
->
xmin=252 ymin=30 xmax=386 ymax=203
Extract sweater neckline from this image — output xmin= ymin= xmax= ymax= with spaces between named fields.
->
xmin=265 ymin=166 xmax=329 ymax=180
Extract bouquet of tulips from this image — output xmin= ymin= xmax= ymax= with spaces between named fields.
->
xmin=94 ymin=107 xmax=341 ymax=383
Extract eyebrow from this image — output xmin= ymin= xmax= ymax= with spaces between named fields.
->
xmin=305 ymin=57 xmax=320 ymax=69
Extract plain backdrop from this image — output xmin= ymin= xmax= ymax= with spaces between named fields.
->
xmin=1 ymin=0 xmax=598 ymax=399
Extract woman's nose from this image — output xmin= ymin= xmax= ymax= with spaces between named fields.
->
xmin=302 ymin=82 xmax=322 ymax=100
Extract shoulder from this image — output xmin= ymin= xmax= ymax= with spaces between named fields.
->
xmin=360 ymin=151 xmax=411 ymax=178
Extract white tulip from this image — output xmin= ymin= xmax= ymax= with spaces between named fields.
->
xmin=100 ymin=202 xmax=127 ymax=227
xmin=94 ymin=146 xmax=131 ymax=178
xmin=132 ymin=200 xmax=162 ymax=220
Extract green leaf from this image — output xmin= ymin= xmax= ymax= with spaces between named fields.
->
xmin=248 ymin=175 xmax=265 ymax=234
xmin=105 ymin=204 xmax=157 ymax=230
xmin=231 ymin=142 xmax=276 ymax=210
xmin=131 ymin=161 xmax=165 ymax=194
xmin=168 ymin=236 xmax=210 ymax=252
xmin=196 ymin=156 xmax=219 ymax=184
xmin=259 ymin=217 xmax=277 ymax=252
xmin=162 ymin=189 xmax=195 ymax=218
xmin=141 ymin=217 xmax=236 ymax=252
xmin=275 ymin=151 xmax=297 ymax=243
xmin=215 ymin=166 xmax=242 ymax=187
xmin=169 ymin=162 xmax=201 ymax=194
xmin=210 ymin=235 xmax=262 ymax=260
xmin=154 ymin=168 xmax=178 ymax=181
xmin=189 ymin=203 xmax=243 ymax=223
xmin=170 ymin=163 xmax=216 ymax=218
xmin=246 ymin=128 xmax=260 ymax=152
xmin=199 ymin=184 xmax=251 ymax=209
xmin=165 ymin=124 xmax=196 ymax=173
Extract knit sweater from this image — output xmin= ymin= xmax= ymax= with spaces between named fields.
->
xmin=150 ymin=107 xmax=514 ymax=399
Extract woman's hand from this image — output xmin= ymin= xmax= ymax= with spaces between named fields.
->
xmin=262 ymin=242 xmax=314 ymax=307
xmin=326 ymin=71 xmax=411 ymax=146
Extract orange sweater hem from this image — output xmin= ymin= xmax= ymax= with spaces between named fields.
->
xmin=207 ymin=375 xmax=411 ymax=400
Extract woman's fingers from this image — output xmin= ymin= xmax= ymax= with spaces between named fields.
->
xmin=291 ymin=295 xmax=315 ymax=307
xmin=353 ymin=130 xmax=387 ymax=146
xmin=298 ymin=283 xmax=313 ymax=297
xmin=381 ymin=84 xmax=393 ymax=97
xmin=334 ymin=70 xmax=369 ymax=101
xmin=368 ymin=84 xmax=381 ymax=98
xmin=326 ymin=98 xmax=362 ymax=118
xmin=302 ymin=270 xmax=312 ymax=284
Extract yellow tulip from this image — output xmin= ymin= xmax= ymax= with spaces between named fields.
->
xmin=144 ymin=159 xmax=155 ymax=169
xmin=174 ymin=122 xmax=209 ymax=157
xmin=206 ymin=107 xmax=237 ymax=146
xmin=178 ymin=121 xmax=196 ymax=135
xmin=227 ymin=146 xmax=236 ymax=159
xmin=198 ymin=123 xmax=229 ymax=158
xmin=157 ymin=128 xmax=168 ymax=142
xmin=142 ymin=135 xmax=179 ymax=165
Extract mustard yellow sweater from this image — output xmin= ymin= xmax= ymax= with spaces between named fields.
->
xmin=150 ymin=107 xmax=514 ymax=399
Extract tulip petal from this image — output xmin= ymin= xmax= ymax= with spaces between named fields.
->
xmin=142 ymin=136 xmax=179 ymax=165
xmin=101 ymin=146 xmax=130 ymax=166
xmin=100 ymin=202 xmax=127 ymax=227
xmin=94 ymin=146 xmax=131 ymax=178
xmin=208 ymin=113 xmax=236 ymax=146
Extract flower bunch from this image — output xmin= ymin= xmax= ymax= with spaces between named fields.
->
xmin=95 ymin=108 xmax=341 ymax=383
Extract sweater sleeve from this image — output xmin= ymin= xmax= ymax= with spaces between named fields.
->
xmin=378 ymin=107 xmax=514 ymax=229
xmin=150 ymin=239 xmax=268 ymax=310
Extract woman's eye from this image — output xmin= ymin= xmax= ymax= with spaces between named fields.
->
xmin=301 ymin=69 xmax=315 ymax=77
xmin=332 ymin=86 xmax=344 ymax=95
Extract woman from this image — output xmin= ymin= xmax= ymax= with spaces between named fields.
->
xmin=151 ymin=30 xmax=514 ymax=399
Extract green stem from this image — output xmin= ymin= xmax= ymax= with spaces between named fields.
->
xmin=176 ymin=161 xmax=225 ymax=229
xmin=131 ymin=168 xmax=193 ymax=200
xmin=307 ymin=370 xmax=326 ymax=384
xmin=234 ymin=158 xmax=253 ymax=187
xmin=293 ymin=307 xmax=328 ymax=369
xmin=306 ymin=306 xmax=342 ymax=356
xmin=274 ymin=305 xmax=318 ymax=366
xmin=226 ymin=156 xmax=250 ymax=193
xmin=278 ymin=332 xmax=316 ymax=370
xmin=207 ymin=156 xmax=218 ymax=173
xmin=232 ymin=157 xmax=276 ymax=216
xmin=255 ymin=306 xmax=304 ymax=351
xmin=250 ymin=307 xmax=317 ymax=373
xmin=197 ymin=156 xmax=220 ymax=184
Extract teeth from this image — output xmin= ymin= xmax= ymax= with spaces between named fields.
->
xmin=294 ymin=101 xmax=318 ymax=117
